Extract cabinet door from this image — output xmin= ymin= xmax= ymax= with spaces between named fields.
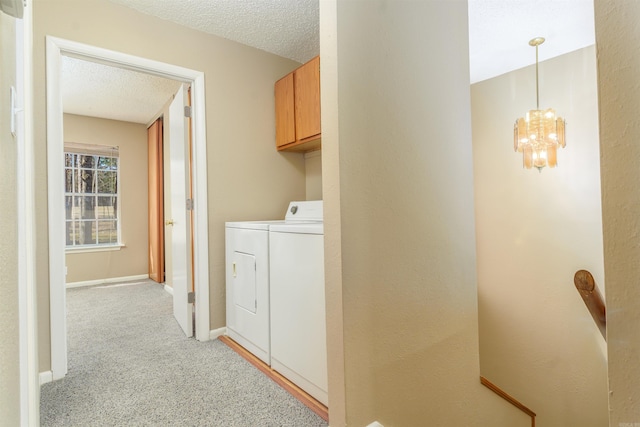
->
xmin=275 ymin=73 xmax=296 ymax=148
xmin=294 ymin=56 xmax=321 ymax=141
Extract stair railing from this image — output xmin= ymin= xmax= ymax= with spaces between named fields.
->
xmin=480 ymin=376 xmax=536 ymax=426
xmin=573 ymin=270 xmax=606 ymax=340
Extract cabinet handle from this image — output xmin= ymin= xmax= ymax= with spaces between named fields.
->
xmin=233 ymin=262 xmax=237 ymax=278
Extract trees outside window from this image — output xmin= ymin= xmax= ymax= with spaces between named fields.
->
xmin=64 ymin=148 xmax=119 ymax=247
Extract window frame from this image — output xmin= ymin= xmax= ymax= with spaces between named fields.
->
xmin=63 ymin=143 xmax=122 ymax=251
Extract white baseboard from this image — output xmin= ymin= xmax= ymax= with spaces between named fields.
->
xmin=39 ymin=371 xmax=53 ymax=385
xmin=210 ymin=327 xmax=227 ymax=340
xmin=66 ymin=274 xmax=149 ymax=289
xmin=163 ymin=284 xmax=174 ymax=296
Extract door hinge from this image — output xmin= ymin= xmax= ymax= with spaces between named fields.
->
xmin=186 ymin=198 xmax=194 ymax=210
xmin=188 ymin=292 xmax=195 ymax=304
xmin=184 ymin=106 xmax=192 ymax=118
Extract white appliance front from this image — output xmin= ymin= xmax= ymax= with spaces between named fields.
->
xmin=269 ymin=223 xmax=327 ymax=406
xmin=224 ymin=200 xmax=323 ymax=369
xmin=225 ymin=224 xmax=270 ymax=364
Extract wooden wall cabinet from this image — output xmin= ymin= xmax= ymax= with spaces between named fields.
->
xmin=275 ymin=56 xmax=321 ymax=152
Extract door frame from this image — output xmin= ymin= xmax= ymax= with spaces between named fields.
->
xmin=16 ymin=4 xmax=40 ymax=424
xmin=46 ymin=36 xmax=211 ymax=380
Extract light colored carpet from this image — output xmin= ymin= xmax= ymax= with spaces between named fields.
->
xmin=40 ymin=280 xmax=328 ymax=427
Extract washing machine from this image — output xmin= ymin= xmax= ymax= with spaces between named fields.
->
xmin=225 ymin=200 xmax=323 ymax=366
xmin=269 ymin=217 xmax=327 ymax=406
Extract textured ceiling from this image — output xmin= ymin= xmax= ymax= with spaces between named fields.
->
xmin=62 ymin=56 xmax=181 ymax=124
xmin=63 ymin=0 xmax=595 ymax=124
xmin=109 ymin=0 xmax=320 ymax=64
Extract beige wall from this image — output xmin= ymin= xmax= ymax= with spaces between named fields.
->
xmin=472 ymin=46 xmax=608 ymax=426
xmin=0 ymin=11 xmax=21 ymax=426
xmin=321 ymin=1 xmax=531 ymax=425
xmin=34 ymin=0 xmax=305 ymax=371
xmin=595 ymin=1 xmax=640 ymax=424
xmin=63 ymin=114 xmax=149 ymax=283
xmin=304 ymin=150 xmax=322 ymax=200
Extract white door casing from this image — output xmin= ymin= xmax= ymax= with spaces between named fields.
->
xmin=169 ymin=84 xmax=193 ymax=337
xmin=15 ymin=4 xmax=40 ymax=424
xmin=45 ymin=37 xmax=210 ymax=381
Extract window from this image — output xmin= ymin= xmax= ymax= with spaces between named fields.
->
xmin=64 ymin=143 xmax=120 ymax=248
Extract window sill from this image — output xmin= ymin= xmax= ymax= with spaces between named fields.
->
xmin=65 ymin=243 xmax=125 ymax=254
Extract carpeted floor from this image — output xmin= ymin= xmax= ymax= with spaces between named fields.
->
xmin=40 ymin=280 xmax=328 ymax=427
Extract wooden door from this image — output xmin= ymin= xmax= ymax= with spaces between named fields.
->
xmin=148 ymin=119 xmax=164 ymax=283
xmin=294 ymin=56 xmax=321 ymax=141
xmin=275 ymin=73 xmax=296 ymax=147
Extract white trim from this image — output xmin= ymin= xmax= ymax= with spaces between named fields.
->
xmin=65 ymin=243 xmax=125 ymax=254
xmin=366 ymin=423 xmax=384 ymax=427
xmin=191 ymin=70 xmax=211 ymax=342
xmin=209 ymin=327 xmax=227 ymax=340
xmin=46 ymin=36 xmax=211 ymax=382
xmin=163 ymin=284 xmax=174 ymax=296
xmin=65 ymin=274 xmax=149 ymax=289
xmin=38 ymin=371 xmax=53 ymax=386
xmin=46 ymin=36 xmax=67 ymax=381
xmin=17 ymin=3 xmax=39 ymax=425
xmin=17 ymin=15 xmax=28 ymax=424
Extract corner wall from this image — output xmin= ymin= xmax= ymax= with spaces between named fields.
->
xmin=472 ymin=46 xmax=608 ymax=426
xmin=594 ymin=1 xmax=640 ymax=423
xmin=321 ymin=1 xmax=532 ymax=425
xmin=34 ymin=0 xmax=305 ymax=371
xmin=63 ymin=114 xmax=149 ymax=284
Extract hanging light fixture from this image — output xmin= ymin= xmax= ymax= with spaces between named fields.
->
xmin=514 ymin=37 xmax=566 ymax=172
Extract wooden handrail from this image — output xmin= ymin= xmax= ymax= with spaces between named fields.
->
xmin=574 ymin=270 xmax=606 ymax=340
xmin=480 ymin=376 xmax=536 ymax=427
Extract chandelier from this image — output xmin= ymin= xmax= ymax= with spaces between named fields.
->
xmin=514 ymin=37 xmax=566 ymax=171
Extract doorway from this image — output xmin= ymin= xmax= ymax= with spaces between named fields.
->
xmin=46 ymin=36 xmax=211 ymax=380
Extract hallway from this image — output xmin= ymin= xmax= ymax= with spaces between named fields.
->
xmin=40 ymin=281 xmax=327 ymax=426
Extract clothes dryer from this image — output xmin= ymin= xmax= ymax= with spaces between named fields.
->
xmin=225 ymin=221 xmax=273 ymax=364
